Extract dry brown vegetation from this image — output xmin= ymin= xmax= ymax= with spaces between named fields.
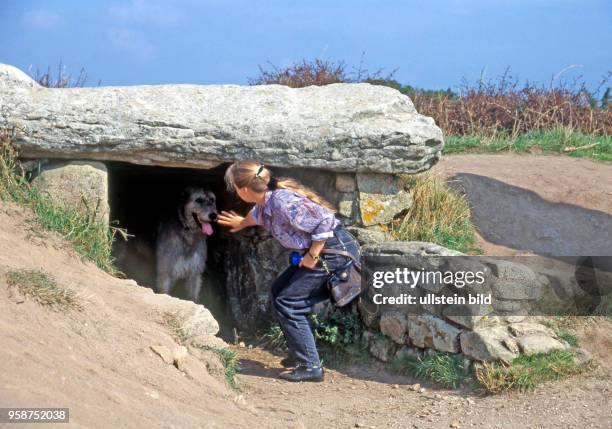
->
xmin=252 ymin=59 xmax=612 ymax=138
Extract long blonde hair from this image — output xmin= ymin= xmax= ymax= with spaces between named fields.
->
xmin=224 ymin=160 xmax=336 ymax=212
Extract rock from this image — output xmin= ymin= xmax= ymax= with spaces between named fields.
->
xmin=188 ymin=334 xmax=228 ymax=350
xmin=179 ymin=306 xmax=220 ymax=338
xmin=379 ymin=311 xmax=408 ymax=344
xmin=407 ymin=315 xmax=462 ymax=353
xmin=356 ymin=173 xmax=413 ymax=225
xmin=516 ymin=334 xmax=567 ymax=355
xmin=31 ymin=161 xmax=110 ymax=225
xmin=368 ymin=334 xmax=397 ymax=362
xmin=172 ymin=345 xmax=189 ymax=366
xmin=459 ymin=326 xmax=519 ymax=364
xmin=150 ymin=345 xmax=174 ymax=365
xmin=337 ymin=193 xmax=356 ymax=218
xmin=0 ymin=63 xmax=443 ymax=174
xmin=485 ymin=259 xmax=545 ymax=301
xmin=573 ymin=348 xmax=593 ymax=366
xmin=507 ymin=322 xmax=555 ymax=338
xmin=362 ymin=241 xmax=465 ymax=258
xmin=346 ymin=226 xmax=393 ymax=246
xmin=336 ymin=174 xmax=357 ymax=192
xmin=443 ymin=314 xmax=498 ymax=331
xmin=394 ymin=345 xmax=424 ymax=361
xmin=0 ymin=64 xmax=37 ymax=88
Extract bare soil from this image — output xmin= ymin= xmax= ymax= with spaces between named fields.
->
xmin=1 ymin=154 xmax=611 ymax=428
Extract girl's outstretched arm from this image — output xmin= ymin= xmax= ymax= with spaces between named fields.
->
xmin=217 ymin=210 xmax=257 ymax=233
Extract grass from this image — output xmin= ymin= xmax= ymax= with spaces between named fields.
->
xmin=6 ymin=269 xmax=83 ymax=312
xmin=391 ymin=352 xmax=470 ymax=388
xmin=474 ymin=350 xmax=592 ymax=393
xmin=0 ymin=129 xmax=123 ymax=274
xmin=391 ymin=173 xmax=479 ymax=254
xmin=444 ymin=128 xmax=612 ymax=162
xmin=204 ymin=346 xmax=240 ymax=391
xmin=390 ymin=348 xmax=592 ymax=394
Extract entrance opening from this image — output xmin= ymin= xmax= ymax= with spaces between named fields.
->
xmin=107 ymin=161 xmax=250 ymax=341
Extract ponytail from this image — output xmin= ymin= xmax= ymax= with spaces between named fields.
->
xmin=224 ymin=160 xmax=336 ymax=212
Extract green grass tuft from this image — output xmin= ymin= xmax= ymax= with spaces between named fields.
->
xmin=391 ymin=352 xmax=470 ymax=388
xmin=7 ymin=269 xmax=83 ymax=312
xmin=204 ymin=346 xmax=240 ymax=391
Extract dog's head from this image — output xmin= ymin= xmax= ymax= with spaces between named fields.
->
xmin=181 ymin=187 xmax=218 ymax=236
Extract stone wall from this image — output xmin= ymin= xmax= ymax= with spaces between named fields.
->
xmin=357 ymin=241 xmax=606 ymax=364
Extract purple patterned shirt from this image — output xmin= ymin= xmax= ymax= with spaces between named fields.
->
xmin=249 ymin=189 xmax=341 ymax=250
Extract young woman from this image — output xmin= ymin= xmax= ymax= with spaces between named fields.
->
xmin=217 ymin=160 xmax=361 ymax=382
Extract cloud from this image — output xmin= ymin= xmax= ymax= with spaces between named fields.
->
xmin=22 ymin=9 xmax=62 ymax=30
xmin=107 ymin=28 xmax=156 ymax=60
xmin=108 ymin=0 xmax=184 ymax=27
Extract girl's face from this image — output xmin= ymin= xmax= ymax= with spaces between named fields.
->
xmin=234 ymin=185 xmax=254 ymax=203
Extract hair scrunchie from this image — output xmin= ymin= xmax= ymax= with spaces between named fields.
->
xmin=267 ymin=176 xmax=278 ymax=190
xmin=255 ymin=164 xmax=265 ymax=178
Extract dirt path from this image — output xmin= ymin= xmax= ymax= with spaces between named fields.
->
xmin=233 ymin=345 xmax=611 ymax=429
xmin=430 ymin=154 xmax=612 ymax=256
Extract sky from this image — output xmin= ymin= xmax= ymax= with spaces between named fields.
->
xmin=1 ymin=0 xmax=611 ymax=93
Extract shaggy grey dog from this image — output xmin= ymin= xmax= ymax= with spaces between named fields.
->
xmin=155 ymin=187 xmax=218 ymax=302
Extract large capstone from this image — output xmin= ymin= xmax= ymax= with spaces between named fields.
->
xmin=0 ymin=63 xmax=443 ymax=174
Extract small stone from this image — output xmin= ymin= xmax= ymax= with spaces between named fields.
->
xmin=238 ymin=341 xmax=246 ymax=348
xmin=409 ymin=383 xmax=421 ymax=391
xmin=150 ymin=345 xmax=174 ymax=365
xmin=393 ymin=384 xmax=399 ymax=389
xmin=419 ymin=388 xmax=426 ymax=393
xmin=450 ymin=421 xmax=461 ymax=428
xmin=173 ymin=345 xmax=189 ymax=365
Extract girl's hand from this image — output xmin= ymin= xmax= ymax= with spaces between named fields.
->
xmin=217 ymin=210 xmax=245 ymax=233
xmin=299 ymin=253 xmax=318 ymax=269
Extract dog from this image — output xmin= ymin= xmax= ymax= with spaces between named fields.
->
xmin=155 ymin=187 xmax=218 ymax=302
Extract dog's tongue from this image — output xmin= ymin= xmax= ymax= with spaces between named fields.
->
xmin=201 ymin=221 xmax=213 ymax=236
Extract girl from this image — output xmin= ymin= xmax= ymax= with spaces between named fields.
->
xmin=218 ymin=160 xmax=361 ymax=382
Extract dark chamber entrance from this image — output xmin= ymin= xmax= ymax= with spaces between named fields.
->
xmin=107 ymin=161 xmax=251 ymax=341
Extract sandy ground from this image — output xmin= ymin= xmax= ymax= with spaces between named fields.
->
xmin=1 ymin=154 xmax=611 ymax=428
xmin=430 ymin=153 xmax=612 ymax=256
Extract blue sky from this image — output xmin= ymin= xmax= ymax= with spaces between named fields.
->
xmin=1 ymin=0 xmax=610 ymax=92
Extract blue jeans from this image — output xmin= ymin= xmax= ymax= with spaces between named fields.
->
xmin=271 ymin=225 xmax=361 ymax=367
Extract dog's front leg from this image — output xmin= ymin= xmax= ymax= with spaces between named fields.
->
xmin=156 ymin=270 xmax=173 ymax=295
xmin=187 ymin=273 xmax=203 ymax=303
